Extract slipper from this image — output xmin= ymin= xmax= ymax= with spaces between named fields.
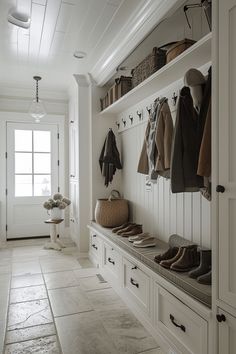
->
xmin=133 ymin=237 xmax=156 ymax=248
xmin=128 ymin=233 xmax=150 ymax=242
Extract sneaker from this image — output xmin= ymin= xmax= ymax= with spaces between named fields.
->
xmin=133 ymin=236 xmax=156 ymax=248
xmin=128 ymin=233 xmax=150 ymax=242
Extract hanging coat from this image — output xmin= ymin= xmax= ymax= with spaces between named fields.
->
xmin=170 ymin=86 xmax=204 ymax=193
xmin=99 ymin=129 xmax=122 ymax=187
xmin=137 ymin=98 xmax=173 ymax=179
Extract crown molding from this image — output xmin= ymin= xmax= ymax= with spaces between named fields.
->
xmin=90 ymin=0 xmax=185 ymax=86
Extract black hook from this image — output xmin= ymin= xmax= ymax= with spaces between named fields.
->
xmin=136 ymin=110 xmax=142 ymax=121
xmin=172 ymin=92 xmax=178 ymax=106
xmin=146 ymin=106 xmax=151 ymax=114
xmin=129 ymin=115 xmax=133 ymax=124
xmin=122 ymin=118 xmax=126 ymax=127
xmin=116 ymin=121 xmax=120 ymax=129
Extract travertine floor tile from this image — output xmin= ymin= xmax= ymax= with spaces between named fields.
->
xmin=73 ymin=268 xmax=99 ymax=279
xmin=44 ymin=270 xmax=79 ymax=290
xmin=79 ymin=275 xmax=111 ymax=292
xmin=40 ymin=258 xmax=81 ymax=273
xmin=4 ymin=335 xmax=60 ymax=354
xmin=48 ymin=286 xmax=92 ymax=317
xmin=10 ymin=285 xmax=47 ymax=304
xmin=77 ymin=258 xmax=94 ymax=268
xmin=8 ymin=299 xmax=53 ymax=330
xmin=86 ymin=288 xmax=126 ymax=311
xmin=55 ymin=312 xmax=118 ymax=354
xmin=5 ymin=323 xmax=56 ymax=344
xmin=12 ymin=261 xmax=41 ymax=276
xmin=11 ymin=274 xmax=44 ymax=289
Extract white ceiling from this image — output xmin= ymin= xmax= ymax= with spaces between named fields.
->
xmin=0 ymin=0 xmax=181 ymax=94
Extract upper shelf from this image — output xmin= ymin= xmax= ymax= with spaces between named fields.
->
xmin=100 ymin=32 xmax=212 ymax=116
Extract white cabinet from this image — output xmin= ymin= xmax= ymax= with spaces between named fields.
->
xmin=218 ymin=0 xmax=236 ymax=310
xmin=218 ymin=309 xmax=236 ymax=354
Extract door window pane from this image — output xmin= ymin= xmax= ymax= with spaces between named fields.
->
xmin=34 ymin=131 xmax=51 ymax=152
xmin=34 ymin=153 xmax=51 ymax=173
xmin=34 ymin=175 xmax=51 ymax=196
xmin=15 ymin=153 xmax=32 ymax=173
xmin=15 ymin=130 xmax=32 ymax=151
xmin=15 ymin=175 xmax=32 ymax=196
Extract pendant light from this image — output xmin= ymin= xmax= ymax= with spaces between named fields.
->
xmin=29 ymin=76 xmax=46 ymax=123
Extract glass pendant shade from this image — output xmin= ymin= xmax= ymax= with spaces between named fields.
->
xmin=29 ymin=76 xmax=46 ymax=123
xmin=29 ymin=99 xmax=46 ymax=123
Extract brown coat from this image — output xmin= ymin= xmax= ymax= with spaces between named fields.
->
xmin=197 ymin=101 xmax=211 ymax=177
xmin=137 ymin=100 xmax=173 ymax=177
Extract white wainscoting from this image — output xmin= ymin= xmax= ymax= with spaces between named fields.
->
xmin=119 ymin=73 xmax=211 ymax=249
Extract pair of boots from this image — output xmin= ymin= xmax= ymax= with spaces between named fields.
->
xmin=155 ymin=245 xmax=199 ymax=272
xmin=112 ymin=222 xmax=143 ymax=237
xmin=189 ymin=250 xmax=211 ymax=285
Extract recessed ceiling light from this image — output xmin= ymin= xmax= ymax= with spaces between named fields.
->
xmin=73 ymin=51 xmax=87 ymax=59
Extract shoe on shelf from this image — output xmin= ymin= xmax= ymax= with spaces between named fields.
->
xmin=120 ymin=225 xmax=143 ymax=237
xmin=160 ymin=247 xmax=183 ymax=269
xmin=112 ymin=222 xmax=135 ymax=233
xmin=154 ymin=247 xmax=179 ymax=264
xmin=170 ymin=245 xmax=199 ymax=272
xmin=128 ymin=233 xmax=150 ymax=242
xmin=188 ymin=249 xmax=211 ymax=278
xmin=117 ymin=224 xmax=142 ymax=235
xmin=197 ymin=270 xmax=212 ymax=285
xmin=133 ymin=236 xmax=156 ymax=248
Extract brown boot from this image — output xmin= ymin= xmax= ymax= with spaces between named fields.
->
xmin=170 ymin=245 xmax=199 ymax=272
xmin=160 ymin=247 xmax=183 ymax=269
xmin=112 ymin=222 xmax=135 ymax=233
xmin=120 ymin=225 xmax=143 ymax=237
xmin=117 ymin=224 xmax=141 ymax=235
xmin=197 ymin=270 xmax=211 ymax=285
xmin=154 ymin=247 xmax=179 ymax=264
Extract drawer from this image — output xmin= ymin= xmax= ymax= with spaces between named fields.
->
xmin=90 ymin=232 xmax=100 ymax=257
xmin=104 ymin=243 xmax=121 ymax=279
xmin=123 ymin=257 xmax=150 ymax=314
xmin=155 ymin=285 xmax=208 ymax=354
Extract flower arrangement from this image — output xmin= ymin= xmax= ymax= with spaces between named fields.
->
xmin=43 ymin=193 xmax=71 ymax=210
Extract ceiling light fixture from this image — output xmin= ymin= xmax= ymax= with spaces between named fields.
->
xmin=29 ymin=76 xmax=46 ymax=123
xmin=73 ymin=51 xmax=87 ymax=59
xmin=8 ymin=8 xmax=31 ymax=29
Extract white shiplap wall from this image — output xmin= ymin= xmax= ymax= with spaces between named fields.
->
xmin=119 ymin=66 xmax=211 ymax=249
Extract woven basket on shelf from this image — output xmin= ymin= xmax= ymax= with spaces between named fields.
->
xmin=95 ymin=190 xmax=129 ymax=228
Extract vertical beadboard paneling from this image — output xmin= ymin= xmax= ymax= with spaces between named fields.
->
xmin=120 ymin=124 xmax=211 ymax=248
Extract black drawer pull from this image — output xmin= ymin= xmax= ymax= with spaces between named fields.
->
xmin=130 ymin=277 xmax=139 ymax=288
xmin=92 ymin=234 xmax=96 ymax=238
xmin=170 ymin=314 xmax=186 ymax=332
xmin=216 ymin=314 xmax=226 ymax=323
xmin=131 ymin=266 xmax=137 ymax=270
xmin=216 ymin=185 xmax=225 ymax=193
xmin=92 ymin=244 xmax=98 ymax=250
xmin=108 ymin=257 xmax=115 ymax=265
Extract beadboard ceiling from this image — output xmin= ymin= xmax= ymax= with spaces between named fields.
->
xmin=0 ymin=0 xmax=183 ymax=94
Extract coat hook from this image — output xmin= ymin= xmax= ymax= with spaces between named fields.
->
xmin=116 ymin=121 xmax=120 ymax=129
xmin=172 ymin=92 xmax=178 ymax=106
xmin=129 ymin=115 xmax=133 ymax=124
xmin=146 ymin=106 xmax=151 ymax=114
xmin=136 ymin=110 xmax=142 ymax=121
xmin=122 ymin=118 xmax=126 ymax=127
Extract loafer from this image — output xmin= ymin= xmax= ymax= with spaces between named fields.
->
xmin=121 ymin=226 xmax=143 ymax=237
xmin=128 ymin=233 xmax=150 ymax=242
xmin=112 ymin=222 xmax=135 ymax=233
xmin=117 ymin=224 xmax=142 ymax=235
xmin=133 ymin=236 xmax=156 ymax=248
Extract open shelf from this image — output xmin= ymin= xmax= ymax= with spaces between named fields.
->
xmin=100 ymin=32 xmax=212 ymax=115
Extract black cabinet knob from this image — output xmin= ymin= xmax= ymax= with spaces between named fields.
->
xmin=216 ymin=185 xmax=225 ymax=193
xmin=216 ymin=314 xmax=226 ymax=322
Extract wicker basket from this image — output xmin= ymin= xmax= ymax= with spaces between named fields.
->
xmin=166 ymin=38 xmax=196 ymax=63
xmin=131 ymin=47 xmax=166 ymax=88
xmin=115 ymin=76 xmax=132 ymax=99
xmin=95 ymin=190 xmax=129 ymax=228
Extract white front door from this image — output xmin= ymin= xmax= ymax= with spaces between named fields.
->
xmin=6 ymin=122 xmax=59 ymax=239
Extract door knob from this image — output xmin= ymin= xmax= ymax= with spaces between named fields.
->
xmin=216 ymin=185 xmax=225 ymax=193
xmin=216 ymin=314 xmax=226 ymax=322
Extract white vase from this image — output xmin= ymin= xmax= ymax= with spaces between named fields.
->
xmin=50 ymin=207 xmax=63 ymax=220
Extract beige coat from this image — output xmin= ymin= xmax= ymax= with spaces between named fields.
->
xmin=137 ymin=101 xmax=173 ymax=177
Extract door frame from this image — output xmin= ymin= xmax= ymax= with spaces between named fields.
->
xmin=0 ymin=112 xmax=66 ymax=244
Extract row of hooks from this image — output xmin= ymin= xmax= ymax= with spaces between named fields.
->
xmin=116 ymin=91 xmax=178 ymax=130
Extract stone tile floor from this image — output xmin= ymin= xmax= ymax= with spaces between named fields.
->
xmin=0 ymin=238 xmax=165 ymax=354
